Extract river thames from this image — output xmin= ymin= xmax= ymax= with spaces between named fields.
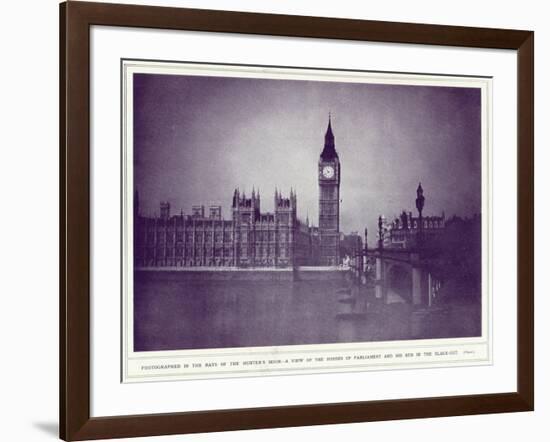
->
xmin=133 ymin=271 xmax=481 ymax=352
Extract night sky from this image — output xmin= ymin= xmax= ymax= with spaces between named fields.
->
xmin=133 ymin=72 xmax=481 ymax=240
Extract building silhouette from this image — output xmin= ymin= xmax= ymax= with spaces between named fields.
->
xmin=318 ymin=115 xmax=341 ymax=265
xmin=377 ymin=184 xmax=446 ymax=249
xmin=134 ymin=118 xmax=340 ymax=268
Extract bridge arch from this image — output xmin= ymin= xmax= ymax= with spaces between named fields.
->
xmin=372 ymin=251 xmax=433 ymax=307
xmin=384 ymin=262 xmax=413 ymax=304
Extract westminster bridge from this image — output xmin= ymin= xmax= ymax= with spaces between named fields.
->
xmin=347 ymin=247 xmax=441 ymax=308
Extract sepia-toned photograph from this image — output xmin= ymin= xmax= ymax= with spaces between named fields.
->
xmin=124 ymin=61 xmax=490 ymax=380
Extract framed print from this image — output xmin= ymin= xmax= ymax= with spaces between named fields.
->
xmin=60 ymin=1 xmax=534 ymax=440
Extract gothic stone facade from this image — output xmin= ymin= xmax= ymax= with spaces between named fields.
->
xmin=378 ymin=185 xmax=446 ymax=250
xmin=134 ymin=118 xmax=340 ymax=268
xmin=386 ymin=211 xmax=446 ymax=249
xmin=134 ymin=190 xmax=317 ymax=268
xmin=318 ymin=117 xmax=341 ymax=266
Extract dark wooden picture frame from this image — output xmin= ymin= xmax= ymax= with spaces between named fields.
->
xmin=60 ymin=1 xmax=534 ymax=440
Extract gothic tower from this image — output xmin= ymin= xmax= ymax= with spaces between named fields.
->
xmin=318 ymin=115 xmax=341 ymax=266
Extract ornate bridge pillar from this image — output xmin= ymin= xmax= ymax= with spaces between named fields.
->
xmin=375 ymin=257 xmax=386 ymax=302
xmin=412 ymin=266 xmax=429 ymax=306
xmin=412 ymin=266 xmax=422 ymax=305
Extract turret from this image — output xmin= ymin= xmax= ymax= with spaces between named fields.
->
xmin=290 ymin=187 xmax=297 ymax=210
xmin=378 ymin=215 xmax=385 ymax=249
xmin=416 ymin=182 xmax=425 ymax=217
xmin=160 ymin=201 xmax=170 ymax=220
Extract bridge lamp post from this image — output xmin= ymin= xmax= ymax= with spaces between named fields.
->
xmin=378 ymin=216 xmax=384 ymax=250
xmin=415 ymin=183 xmax=425 ymax=248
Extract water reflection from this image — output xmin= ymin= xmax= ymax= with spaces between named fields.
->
xmin=134 ymin=272 xmax=481 ymax=352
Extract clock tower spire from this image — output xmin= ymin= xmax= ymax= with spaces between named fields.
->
xmin=320 ymin=113 xmax=337 ymax=161
xmin=318 ymin=115 xmax=341 ymax=266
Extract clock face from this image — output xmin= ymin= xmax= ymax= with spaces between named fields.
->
xmin=322 ymin=166 xmax=335 ymax=179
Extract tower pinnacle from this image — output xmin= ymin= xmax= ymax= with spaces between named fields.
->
xmin=320 ymin=114 xmax=338 ymax=160
xmin=416 ymin=182 xmax=425 ymax=215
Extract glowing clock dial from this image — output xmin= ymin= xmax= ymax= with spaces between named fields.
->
xmin=322 ymin=166 xmax=335 ymax=178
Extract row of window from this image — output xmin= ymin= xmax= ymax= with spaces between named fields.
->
xmin=137 ymin=259 xmax=235 ymax=267
xmin=393 ymin=220 xmax=445 ymax=229
xmin=140 ymin=216 xmax=298 ymax=229
xmin=142 ymin=232 xmax=234 ymax=243
xmin=136 ymin=258 xmax=301 ymax=267
xmin=320 ymin=186 xmax=338 ymax=199
xmin=319 ymin=204 xmax=339 ymax=216
xmin=142 ymin=221 xmax=233 ymax=229
xmin=137 ymin=246 xmax=291 ymax=257
xmin=391 ymin=229 xmax=443 ymax=242
xmin=140 ymin=231 xmax=295 ymax=243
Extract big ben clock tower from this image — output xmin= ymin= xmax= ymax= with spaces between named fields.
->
xmin=318 ymin=115 xmax=340 ymax=266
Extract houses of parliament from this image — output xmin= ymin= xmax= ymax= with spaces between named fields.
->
xmin=134 ymin=117 xmax=342 ymax=268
